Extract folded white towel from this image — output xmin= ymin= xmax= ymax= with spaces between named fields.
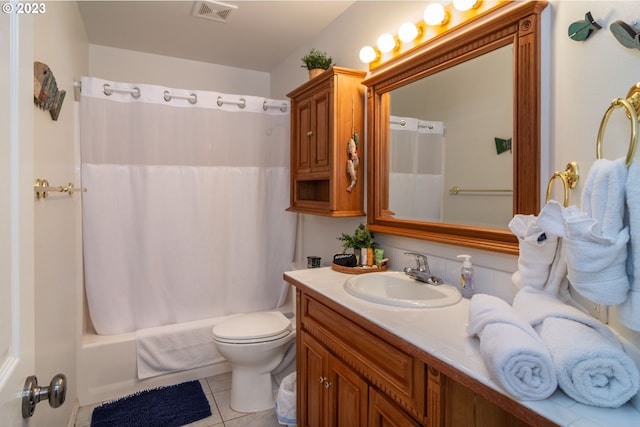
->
xmin=136 ymin=317 xmax=229 ymax=380
xmin=540 ymin=316 xmax=639 ymax=408
xmin=508 ymin=214 xmax=559 ymax=291
xmin=619 ymin=162 xmax=640 ymax=331
xmin=513 ymin=287 xmax=640 ymax=408
xmin=467 ymin=294 xmax=557 ymax=400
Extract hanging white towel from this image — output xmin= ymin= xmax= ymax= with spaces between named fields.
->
xmin=467 ymin=294 xmax=557 ymax=400
xmin=571 ymin=158 xmax=630 ymax=304
xmin=534 ymin=161 xmax=630 ymax=306
xmin=619 ymin=161 xmax=640 ymax=330
xmin=508 ymin=214 xmax=559 ymax=290
xmin=509 ymin=210 xmax=571 ymax=302
xmin=513 ymin=287 xmax=640 ymax=408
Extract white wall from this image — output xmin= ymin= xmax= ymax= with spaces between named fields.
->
xmin=270 ymin=0 xmax=640 ymax=354
xmin=32 ymin=2 xmax=88 ymax=425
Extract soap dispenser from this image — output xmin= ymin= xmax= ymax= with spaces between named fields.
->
xmin=457 ymin=255 xmax=474 ymax=299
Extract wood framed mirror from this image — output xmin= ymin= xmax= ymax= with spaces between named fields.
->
xmin=364 ymin=0 xmax=548 ymax=255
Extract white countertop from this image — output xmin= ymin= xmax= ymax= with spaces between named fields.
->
xmin=285 ymin=267 xmax=640 ymax=427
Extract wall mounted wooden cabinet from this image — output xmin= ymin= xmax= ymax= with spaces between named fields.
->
xmin=287 ymin=67 xmax=366 ymax=217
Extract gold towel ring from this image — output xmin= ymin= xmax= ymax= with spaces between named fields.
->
xmin=596 ymin=92 xmax=639 ymax=167
xmin=545 ymin=162 xmax=580 ymax=207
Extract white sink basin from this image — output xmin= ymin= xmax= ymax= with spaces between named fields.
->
xmin=344 ymin=271 xmax=461 ymax=308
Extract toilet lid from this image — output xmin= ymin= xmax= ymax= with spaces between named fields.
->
xmin=213 ymin=311 xmax=292 ymax=343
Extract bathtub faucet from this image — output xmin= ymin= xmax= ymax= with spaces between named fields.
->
xmin=403 ymin=252 xmax=443 ymax=285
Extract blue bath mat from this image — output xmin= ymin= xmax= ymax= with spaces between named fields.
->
xmin=90 ymin=380 xmax=211 ymax=427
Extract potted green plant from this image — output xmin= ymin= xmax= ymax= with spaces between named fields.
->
xmin=337 ymin=223 xmax=376 ymax=266
xmin=301 ymin=48 xmax=334 ymax=79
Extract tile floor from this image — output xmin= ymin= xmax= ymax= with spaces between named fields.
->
xmin=75 ymin=372 xmax=283 ymax=427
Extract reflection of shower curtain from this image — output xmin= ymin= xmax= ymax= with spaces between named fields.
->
xmin=389 ymin=116 xmax=444 ymax=221
xmin=80 ymin=77 xmax=296 ymax=335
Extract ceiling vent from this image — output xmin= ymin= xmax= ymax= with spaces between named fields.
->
xmin=191 ymin=1 xmax=237 ymax=23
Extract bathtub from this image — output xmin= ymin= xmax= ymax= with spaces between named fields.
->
xmin=77 ymin=292 xmax=297 ymax=407
xmin=77 ymin=314 xmax=235 ymax=406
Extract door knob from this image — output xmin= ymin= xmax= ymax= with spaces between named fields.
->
xmin=22 ymin=373 xmax=67 ymax=418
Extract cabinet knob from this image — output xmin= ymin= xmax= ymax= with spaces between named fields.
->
xmin=319 ymin=376 xmax=326 ymax=383
xmin=307 ymin=130 xmax=313 ymax=137
xmin=324 ymin=380 xmax=332 ymax=389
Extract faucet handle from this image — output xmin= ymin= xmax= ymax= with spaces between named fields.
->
xmin=404 ymin=252 xmax=428 ymax=272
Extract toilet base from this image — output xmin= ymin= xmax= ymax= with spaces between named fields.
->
xmin=229 ymin=368 xmax=275 ymax=413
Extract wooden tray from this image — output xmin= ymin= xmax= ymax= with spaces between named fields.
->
xmin=331 ymin=263 xmax=388 ymax=274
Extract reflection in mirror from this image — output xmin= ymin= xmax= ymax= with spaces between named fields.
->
xmin=364 ymin=1 xmax=548 ymax=254
xmin=388 ymin=45 xmax=513 ymax=228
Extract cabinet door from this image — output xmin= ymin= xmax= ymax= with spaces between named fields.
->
xmin=293 ymin=99 xmax=313 ymax=173
xmin=441 ymin=376 xmax=532 ymax=427
xmin=301 ymin=332 xmax=328 ymax=427
xmin=310 ymin=88 xmax=331 ymax=173
xmin=327 ymin=355 xmax=368 ymax=427
xmin=369 ymin=388 xmax=422 ymax=427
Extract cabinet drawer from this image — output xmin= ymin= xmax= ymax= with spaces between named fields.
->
xmin=301 ymin=294 xmax=426 ymax=422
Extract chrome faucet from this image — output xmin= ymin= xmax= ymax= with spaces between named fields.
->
xmin=404 ymin=252 xmax=444 ymax=285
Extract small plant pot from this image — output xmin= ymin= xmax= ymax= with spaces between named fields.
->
xmin=308 ymin=68 xmax=325 ymax=80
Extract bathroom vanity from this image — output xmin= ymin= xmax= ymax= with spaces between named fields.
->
xmin=284 ymin=267 xmax=640 ymax=427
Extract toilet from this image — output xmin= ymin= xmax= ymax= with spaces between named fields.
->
xmin=212 ymin=310 xmax=296 ymax=413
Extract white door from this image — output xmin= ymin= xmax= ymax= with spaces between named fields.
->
xmin=0 ymin=8 xmax=36 ymax=426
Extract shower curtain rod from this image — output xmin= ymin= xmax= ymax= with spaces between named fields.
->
xmin=72 ymin=80 xmax=288 ymax=112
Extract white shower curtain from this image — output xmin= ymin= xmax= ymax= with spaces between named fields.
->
xmin=388 ymin=116 xmax=444 ymax=221
xmin=80 ymin=77 xmax=296 ymax=335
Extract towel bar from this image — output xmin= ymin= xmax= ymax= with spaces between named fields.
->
xmin=34 ymin=179 xmax=86 ymax=199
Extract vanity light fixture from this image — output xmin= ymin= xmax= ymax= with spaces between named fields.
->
xmin=453 ymin=0 xmax=480 ymax=12
xmin=359 ymin=45 xmax=379 ymax=64
xmin=358 ymin=0 xmax=504 ymax=67
xmin=398 ymin=21 xmax=420 ymax=43
xmin=424 ymin=3 xmax=448 ymax=26
xmin=377 ymin=33 xmax=398 ymax=53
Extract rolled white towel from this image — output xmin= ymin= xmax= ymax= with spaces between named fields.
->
xmin=540 ymin=316 xmax=639 ymax=408
xmin=513 ymin=287 xmax=640 ymax=408
xmin=467 ymin=294 xmax=557 ymax=400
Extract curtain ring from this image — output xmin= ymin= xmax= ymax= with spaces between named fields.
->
xmin=596 ymin=98 xmax=638 ymax=167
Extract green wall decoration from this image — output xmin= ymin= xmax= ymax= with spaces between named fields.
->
xmin=568 ymin=11 xmax=602 ymax=42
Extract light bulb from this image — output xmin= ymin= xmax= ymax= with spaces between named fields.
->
xmin=359 ymin=46 xmax=378 ymax=64
xmin=398 ymin=22 xmax=419 ymax=42
xmin=424 ymin=3 xmax=447 ymax=26
xmin=377 ymin=33 xmax=397 ymax=53
xmin=453 ymin=0 xmax=478 ymax=11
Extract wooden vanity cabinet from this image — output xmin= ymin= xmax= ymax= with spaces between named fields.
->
xmin=292 ymin=285 xmax=555 ymax=427
xmin=287 ymin=67 xmax=366 ymax=217
xmin=297 ymin=289 xmax=428 ymax=427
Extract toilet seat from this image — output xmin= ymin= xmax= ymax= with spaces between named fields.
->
xmin=213 ymin=311 xmax=292 ymax=344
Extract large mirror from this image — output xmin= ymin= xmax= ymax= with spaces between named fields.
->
xmin=364 ymin=1 xmax=548 ymax=254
